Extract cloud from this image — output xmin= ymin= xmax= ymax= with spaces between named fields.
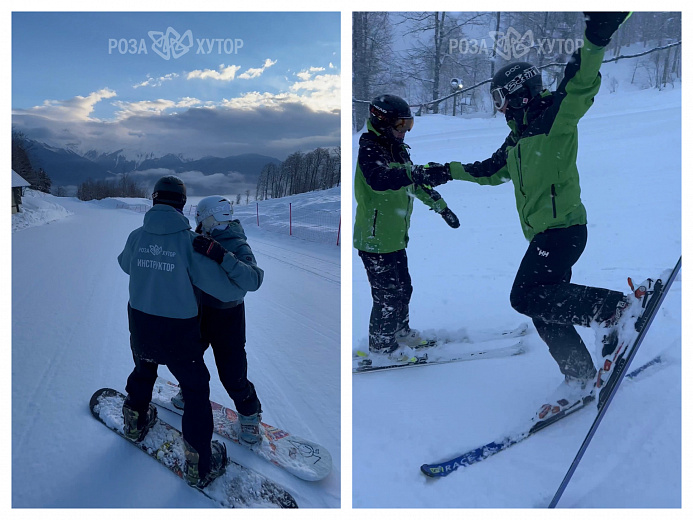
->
xmin=220 ymin=71 xmax=341 ymax=113
xmin=296 ymin=66 xmax=325 ymax=81
xmin=112 ymin=97 xmax=202 ymax=119
xmin=127 ymin=169 xmax=252 ymax=197
xmin=187 ymin=64 xmax=242 ymax=81
xmin=12 ymin=88 xmax=117 ymax=122
xmin=289 ymin=73 xmax=341 ymax=112
xmin=13 ymin=98 xmax=339 ymax=162
xmin=133 ymin=73 xmax=179 ymax=89
xmin=238 ymin=58 xmax=278 ymax=80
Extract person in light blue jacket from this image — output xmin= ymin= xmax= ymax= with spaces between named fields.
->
xmin=171 ymin=196 xmax=265 ymax=446
xmin=117 ymin=176 xmax=249 ymax=489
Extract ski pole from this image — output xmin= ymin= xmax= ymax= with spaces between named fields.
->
xmin=548 ymin=256 xmax=681 ymax=508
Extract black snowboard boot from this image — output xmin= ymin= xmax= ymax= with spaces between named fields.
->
xmin=122 ymin=401 xmax=158 ymax=442
xmin=184 ymin=440 xmax=228 ymax=489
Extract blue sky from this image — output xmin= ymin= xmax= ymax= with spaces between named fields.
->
xmin=12 ymin=12 xmax=340 ymax=159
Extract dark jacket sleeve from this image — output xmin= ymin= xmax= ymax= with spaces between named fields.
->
xmin=358 ymin=137 xmax=413 ymax=192
xmin=449 ymin=133 xmax=514 ymax=185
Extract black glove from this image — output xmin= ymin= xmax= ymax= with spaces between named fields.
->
xmin=194 ymin=222 xmax=203 ymax=234
xmin=411 ymin=163 xmax=452 ymax=187
xmin=584 ymin=12 xmax=630 ymax=47
xmin=440 ymin=207 xmax=460 ymax=228
xmin=193 ymin=234 xmax=226 ymax=264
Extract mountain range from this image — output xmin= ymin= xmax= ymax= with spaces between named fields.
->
xmin=22 ymin=138 xmax=281 ymax=188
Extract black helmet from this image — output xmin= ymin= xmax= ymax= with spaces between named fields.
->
xmin=152 ymin=175 xmax=186 ymax=209
xmin=369 ymin=94 xmax=414 ymax=135
xmin=490 ymin=62 xmax=543 ymax=111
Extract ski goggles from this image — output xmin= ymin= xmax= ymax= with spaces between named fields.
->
xmin=491 ymin=87 xmax=509 ymax=111
xmin=392 ymin=117 xmax=414 ymax=132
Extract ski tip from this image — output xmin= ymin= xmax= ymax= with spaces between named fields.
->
xmin=512 ymin=343 xmax=526 ymax=355
xmin=420 ymin=464 xmax=446 ymax=478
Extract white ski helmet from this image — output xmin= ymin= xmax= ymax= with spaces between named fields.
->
xmin=195 ymin=196 xmax=234 ymax=232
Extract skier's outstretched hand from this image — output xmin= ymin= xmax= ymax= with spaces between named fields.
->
xmin=440 ymin=207 xmax=460 ymax=228
xmin=584 ymin=12 xmax=630 ymax=47
xmin=411 ymin=163 xmax=452 ymax=187
xmin=193 ymin=234 xmax=226 ymax=264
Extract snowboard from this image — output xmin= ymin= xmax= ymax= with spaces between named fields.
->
xmin=151 ymin=377 xmax=332 ymax=482
xmin=90 ymin=388 xmax=298 ymax=508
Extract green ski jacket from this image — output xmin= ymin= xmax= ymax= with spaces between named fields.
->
xmin=450 ymin=35 xmax=606 ymax=240
xmin=354 ymin=121 xmax=448 ymax=253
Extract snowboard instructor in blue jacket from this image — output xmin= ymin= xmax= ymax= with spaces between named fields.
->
xmin=117 ymin=175 xmax=250 ymax=489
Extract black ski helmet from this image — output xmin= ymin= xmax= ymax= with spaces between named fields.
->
xmin=490 ymin=62 xmax=543 ymax=111
xmin=152 ymin=175 xmax=186 ymax=209
xmin=369 ymin=94 xmax=414 ymax=135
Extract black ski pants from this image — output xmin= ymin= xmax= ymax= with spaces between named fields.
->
xmin=125 ymin=354 xmax=214 ymax=474
xmin=359 ymin=249 xmax=413 ymax=352
xmin=200 ymin=302 xmax=261 ymax=417
xmin=509 ymin=225 xmax=625 ymax=379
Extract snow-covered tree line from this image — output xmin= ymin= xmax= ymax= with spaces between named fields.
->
xmin=255 ymin=146 xmax=341 ymax=201
xmin=353 ymin=11 xmax=681 ymax=130
xmin=12 ymin=130 xmax=52 ymax=193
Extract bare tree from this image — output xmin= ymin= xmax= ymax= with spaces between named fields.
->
xmin=397 ymin=12 xmax=487 ymax=113
xmin=353 ymin=12 xmax=394 ymax=130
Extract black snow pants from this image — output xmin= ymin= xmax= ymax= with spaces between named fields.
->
xmin=509 ymin=225 xmax=625 ymax=379
xmin=359 ymin=249 xmax=413 ymax=352
xmin=125 ymin=305 xmax=214 ymax=475
xmin=200 ymin=302 xmax=261 ymax=417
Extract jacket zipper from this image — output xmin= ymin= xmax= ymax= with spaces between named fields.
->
xmin=551 ymin=184 xmax=557 ymax=218
xmin=516 ymin=142 xmax=532 ymax=231
xmin=371 ymin=209 xmax=378 ymax=236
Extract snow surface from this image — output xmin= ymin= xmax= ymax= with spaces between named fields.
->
xmin=12 ymin=189 xmax=340 ymax=508
xmin=352 ymin=83 xmax=682 ymax=507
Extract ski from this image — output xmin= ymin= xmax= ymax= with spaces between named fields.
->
xmin=352 ymin=322 xmax=529 ymax=359
xmin=548 ymin=257 xmax=681 ymax=508
xmin=420 ymin=355 xmax=666 ymax=478
xmin=353 ymin=341 xmax=525 ymax=374
xmin=151 ymin=377 xmax=332 ymax=481
xmin=90 ymin=388 xmax=298 ymax=508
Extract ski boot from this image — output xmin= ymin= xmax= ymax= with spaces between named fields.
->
xmin=596 ymin=277 xmax=656 ymax=389
xmin=534 ymin=371 xmax=597 ymax=423
xmin=184 ymin=440 xmax=228 ymax=489
xmin=122 ymin=401 xmax=158 ymax=442
xmin=171 ymin=388 xmax=185 ymax=410
xmin=396 ymin=327 xmax=437 ymax=349
xmin=238 ymin=412 xmax=263 ymax=447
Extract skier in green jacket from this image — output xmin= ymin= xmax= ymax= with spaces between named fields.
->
xmin=445 ymin=13 xmax=647 ymax=419
xmin=354 ymin=94 xmax=459 ymax=355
